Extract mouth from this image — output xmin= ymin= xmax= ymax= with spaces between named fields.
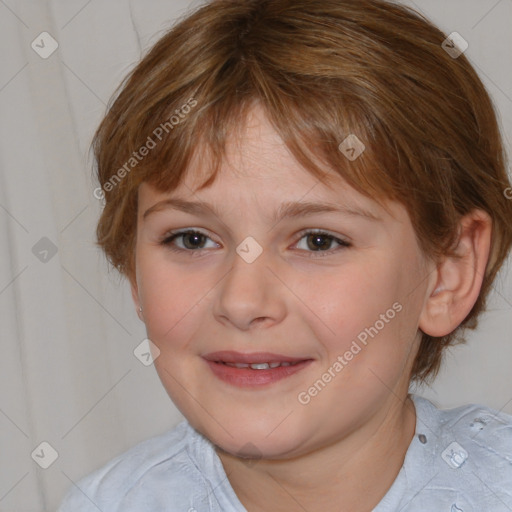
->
xmin=202 ymin=351 xmax=313 ymax=387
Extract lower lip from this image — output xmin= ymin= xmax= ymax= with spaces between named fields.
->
xmin=205 ymin=360 xmax=313 ymax=387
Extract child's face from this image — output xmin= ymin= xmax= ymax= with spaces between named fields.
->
xmin=132 ymin=104 xmax=432 ymax=459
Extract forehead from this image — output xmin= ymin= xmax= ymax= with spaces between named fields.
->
xmin=144 ymin=105 xmax=360 ymax=203
xmin=187 ymin=103 xmax=319 ymax=188
xmin=138 ymin=103 xmax=403 ymax=225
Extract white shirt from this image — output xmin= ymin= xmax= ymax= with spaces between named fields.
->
xmin=58 ymin=395 xmax=512 ymax=511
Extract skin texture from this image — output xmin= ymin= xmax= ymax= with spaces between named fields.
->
xmin=130 ymin=104 xmax=491 ymax=511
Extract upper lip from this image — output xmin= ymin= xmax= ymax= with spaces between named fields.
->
xmin=202 ymin=351 xmax=311 ymax=364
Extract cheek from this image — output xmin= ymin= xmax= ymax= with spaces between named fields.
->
xmin=295 ymin=253 xmax=422 ymax=386
xmin=136 ymin=255 xmax=205 ymax=345
xmin=297 ymin=259 xmax=402 ymax=350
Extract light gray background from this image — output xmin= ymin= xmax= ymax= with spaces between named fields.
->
xmin=0 ymin=1 xmax=511 ymax=510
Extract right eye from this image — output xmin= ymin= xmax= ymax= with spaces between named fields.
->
xmin=160 ymin=229 xmax=219 ymax=252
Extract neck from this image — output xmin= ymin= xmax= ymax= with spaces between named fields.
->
xmin=216 ymin=395 xmax=417 ymax=512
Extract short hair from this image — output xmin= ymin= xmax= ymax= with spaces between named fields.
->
xmin=92 ymin=0 xmax=512 ymax=383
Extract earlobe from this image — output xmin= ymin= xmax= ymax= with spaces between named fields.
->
xmin=129 ymin=274 xmax=144 ymax=322
xmin=419 ymin=210 xmax=492 ymax=337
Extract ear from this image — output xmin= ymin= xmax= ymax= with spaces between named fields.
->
xmin=129 ymin=273 xmax=145 ymax=323
xmin=419 ymin=209 xmax=492 ymax=337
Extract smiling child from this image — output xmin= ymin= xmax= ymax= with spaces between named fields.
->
xmin=59 ymin=0 xmax=512 ymax=510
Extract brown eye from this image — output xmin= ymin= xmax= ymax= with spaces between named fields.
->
xmin=295 ymin=230 xmax=351 ymax=256
xmin=306 ymin=233 xmax=334 ymax=251
xmin=161 ymin=230 xmax=217 ymax=251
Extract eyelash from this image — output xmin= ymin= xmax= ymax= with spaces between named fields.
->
xmin=159 ymin=229 xmax=351 ymax=258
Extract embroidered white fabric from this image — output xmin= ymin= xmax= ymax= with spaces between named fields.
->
xmin=58 ymin=395 xmax=512 ymax=511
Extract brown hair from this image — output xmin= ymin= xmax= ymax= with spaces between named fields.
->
xmin=92 ymin=0 xmax=512 ymax=382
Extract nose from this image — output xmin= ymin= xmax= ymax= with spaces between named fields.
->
xmin=213 ymin=246 xmax=286 ymax=331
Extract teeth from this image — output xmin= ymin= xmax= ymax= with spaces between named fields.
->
xmin=222 ymin=361 xmax=301 ymax=369
xmin=250 ymin=363 xmax=270 ymax=370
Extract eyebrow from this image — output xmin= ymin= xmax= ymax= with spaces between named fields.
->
xmin=142 ymin=198 xmax=381 ymax=223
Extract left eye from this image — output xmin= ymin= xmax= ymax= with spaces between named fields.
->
xmin=160 ymin=229 xmax=350 ymax=255
xmin=295 ymin=230 xmax=350 ymax=253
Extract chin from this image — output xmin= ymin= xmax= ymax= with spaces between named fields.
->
xmin=197 ymin=419 xmax=307 ymax=460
